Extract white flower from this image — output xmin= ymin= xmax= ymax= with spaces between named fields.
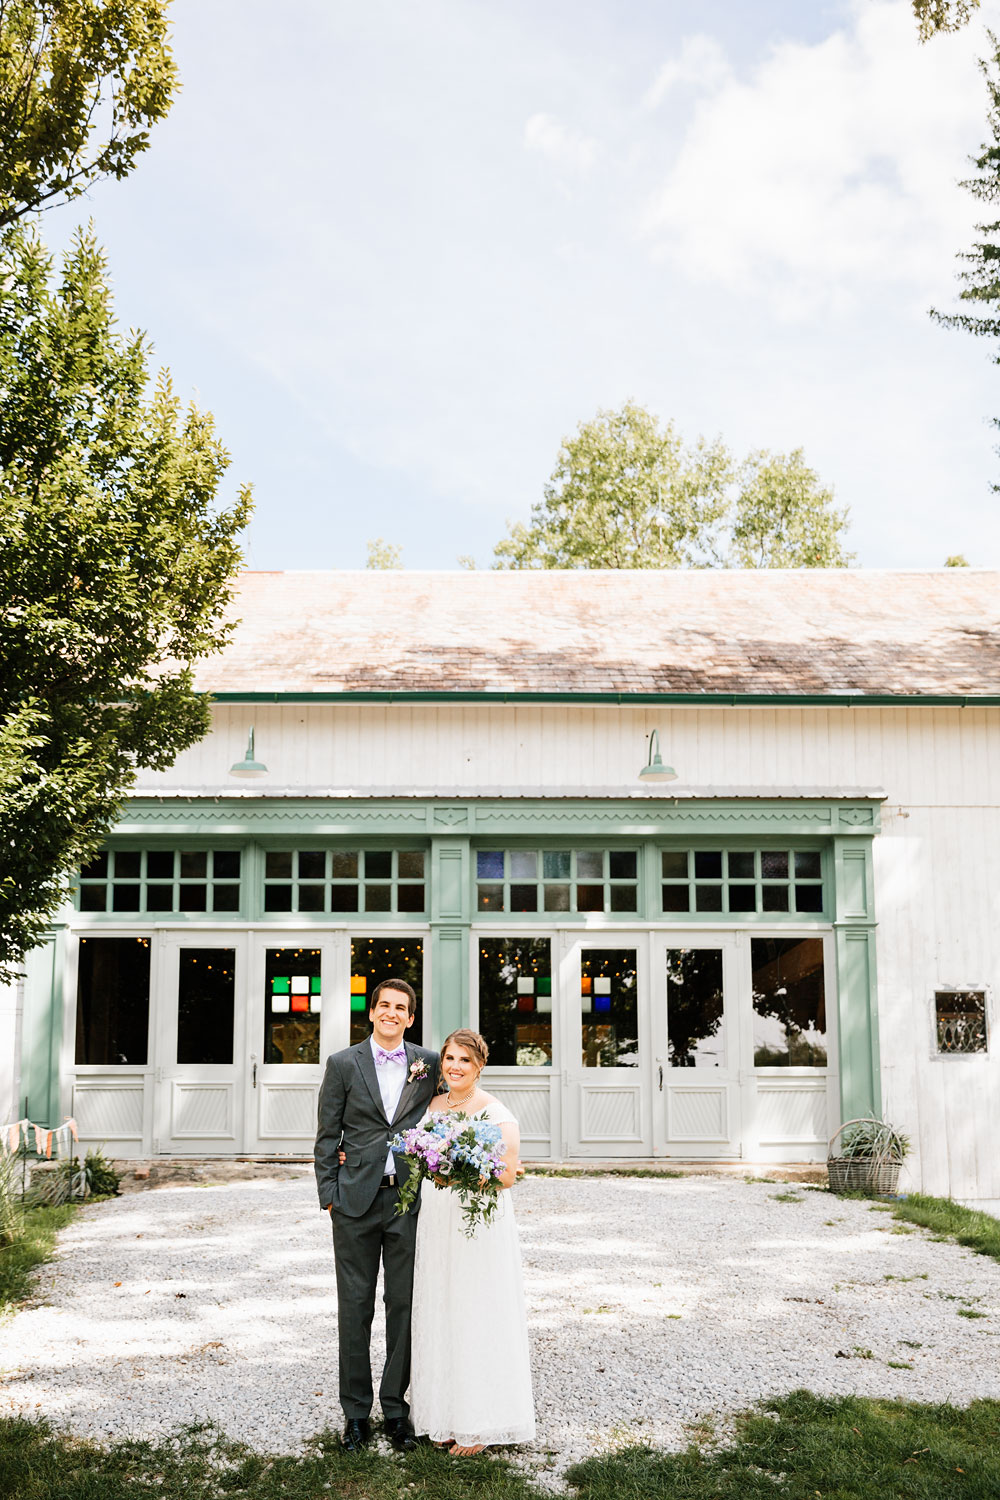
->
xmin=408 ymin=1059 xmax=428 ymax=1083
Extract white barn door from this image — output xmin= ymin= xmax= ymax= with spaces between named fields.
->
xmin=153 ymin=933 xmax=247 ymax=1155
xmin=245 ymin=933 xmax=338 ymax=1155
xmin=563 ymin=935 xmax=653 ymax=1158
xmin=653 ymin=933 xmax=742 ymax=1158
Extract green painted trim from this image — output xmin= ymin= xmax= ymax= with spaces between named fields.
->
xmin=832 ymin=835 xmax=881 ymax=1123
xmin=206 ymin=690 xmax=1000 ymax=707
xmin=834 ymin=927 xmax=881 ymax=1122
xmin=115 ymin=795 xmax=882 ymax=840
xmin=21 ymin=931 xmax=64 ymax=1127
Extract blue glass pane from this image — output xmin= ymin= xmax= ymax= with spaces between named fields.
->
xmin=477 ymin=851 xmax=504 ymax=879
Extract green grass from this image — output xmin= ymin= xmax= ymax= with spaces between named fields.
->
xmin=0 ymin=1420 xmax=539 ymax=1500
xmin=3 ymin=1395 xmax=1000 ymax=1500
xmin=565 ymin=1391 xmax=1000 ymax=1500
xmin=888 ymin=1194 xmax=1000 ymax=1263
xmin=0 ymin=1204 xmax=78 ymax=1318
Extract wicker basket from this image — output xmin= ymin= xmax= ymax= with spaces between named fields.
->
xmin=827 ymin=1118 xmax=903 ymax=1196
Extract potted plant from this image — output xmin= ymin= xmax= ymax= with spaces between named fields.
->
xmin=827 ymin=1115 xmax=910 ymax=1195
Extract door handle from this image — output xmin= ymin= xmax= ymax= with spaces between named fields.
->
xmin=252 ymin=1061 xmax=257 ymax=1089
xmin=658 ymin=1064 xmax=663 ymax=1092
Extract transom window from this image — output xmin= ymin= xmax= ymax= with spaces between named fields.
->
xmin=76 ymin=850 xmax=242 ymax=914
xmin=661 ymin=848 xmax=824 ymax=916
xmin=263 ymin=849 xmax=425 ymax=914
xmin=476 ymin=849 xmax=638 ymax=914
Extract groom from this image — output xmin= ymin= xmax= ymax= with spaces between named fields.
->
xmin=314 ymin=979 xmax=440 ymax=1453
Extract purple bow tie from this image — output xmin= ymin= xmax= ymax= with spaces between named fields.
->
xmin=375 ymin=1046 xmax=406 ymax=1067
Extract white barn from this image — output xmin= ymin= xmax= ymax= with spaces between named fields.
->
xmin=5 ymin=569 xmax=999 ymax=1201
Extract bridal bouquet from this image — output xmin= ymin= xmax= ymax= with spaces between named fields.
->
xmin=391 ymin=1112 xmax=508 ymax=1237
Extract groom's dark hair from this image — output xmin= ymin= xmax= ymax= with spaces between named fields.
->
xmin=370 ymin=977 xmax=417 ymax=1016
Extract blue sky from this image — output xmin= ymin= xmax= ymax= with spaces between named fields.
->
xmin=43 ymin=0 xmax=1000 ymax=568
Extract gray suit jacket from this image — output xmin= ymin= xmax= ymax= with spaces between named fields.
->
xmin=314 ymin=1038 xmax=440 ymax=1216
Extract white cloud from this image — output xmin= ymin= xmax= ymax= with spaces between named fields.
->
xmin=523 ymin=112 xmax=599 ymax=173
xmin=642 ymin=0 xmax=985 ymax=315
xmin=642 ymin=34 xmax=731 ymax=109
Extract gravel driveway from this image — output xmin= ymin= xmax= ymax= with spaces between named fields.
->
xmin=2 ymin=1171 xmax=999 ymax=1478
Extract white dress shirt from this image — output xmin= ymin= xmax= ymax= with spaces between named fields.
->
xmin=371 ymin=1035 xmax=407 ymax=1175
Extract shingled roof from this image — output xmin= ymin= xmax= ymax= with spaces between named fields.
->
xmin=197 ymin=569 xmax=1000 ymax=699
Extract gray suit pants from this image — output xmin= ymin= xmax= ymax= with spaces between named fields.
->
xmin=330 ymin=1183 xmax=418 ymax=1422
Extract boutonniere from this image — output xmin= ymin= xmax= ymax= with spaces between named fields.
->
xmin=407 ymin=1058 xmax=428 ymax=1083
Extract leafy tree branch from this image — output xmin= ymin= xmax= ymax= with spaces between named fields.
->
xmin=0 ymin=0 xmax=177 ymax=227
xmin=0 ymin=229 xmax=251 ymax=978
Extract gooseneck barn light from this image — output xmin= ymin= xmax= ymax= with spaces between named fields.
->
xmin=229 ymin=726 xmax=268 ymax=779
xmin=638 ymin=728 xmax=677 ymax=784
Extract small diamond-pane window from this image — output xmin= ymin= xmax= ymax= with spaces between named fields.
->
xmin=935 ymin=991 xmax=988 ymax=1054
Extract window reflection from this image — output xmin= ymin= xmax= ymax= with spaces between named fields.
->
xmin=349 ymin=938 xmax=423 ymax=1046
xmin=75 ymin=937 xmax=150 ymax=1065
xmin=177 ymin=948 xmax=235 ymax=1065
xmin=751 ymin=938 xmax=826 ymax=1066
xmin=666 ymin=948 xmax=725 ymax=1067
xmin=581 ymin=950 xmax=638 ymax=1068
xmin=265 ymin=947 xmax=321 ymax=1063
xmin=478 ymin=938 xmax=552 ymax=1066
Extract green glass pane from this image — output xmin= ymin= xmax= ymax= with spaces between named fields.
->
xmin=350 ymin=992 xmax=367 ymax=1012
xmin=272 ymin=976 xmax=290 ymax=994
xmin=310 ymin=975 xmax=322 ymax=993
xmin=537 ymin=976 xmax=552 ymax=995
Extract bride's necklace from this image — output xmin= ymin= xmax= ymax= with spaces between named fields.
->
xmin=445 ymin=1085 xmax=478 ymax=1110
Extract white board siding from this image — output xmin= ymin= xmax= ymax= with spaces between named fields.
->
xmin=133 ymin=703 xmax=1000 ymax=808
xmin=124 ymin=701 xmax=1000 ymax=1199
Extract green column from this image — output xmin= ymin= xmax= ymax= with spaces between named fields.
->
xmin=429 ymin=837 xmax=471 ymax=1046
xmin=21 ymin=927 xmax=66 ymax=1126
xmin=832 ymin=837 xmax=881 ymax=1123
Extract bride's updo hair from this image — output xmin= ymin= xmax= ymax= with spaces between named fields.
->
xmin=441 ymin=1028 xmax=489 ymax=1070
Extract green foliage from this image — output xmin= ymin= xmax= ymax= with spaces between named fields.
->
xmin=567 ymin=1391 xmax=1000 ymax=1500
xmin=0 ymin=0 xmax=177 ymax=227
xmin=0 ymin=1418 xmax=541 ymax=1500
xmin=0 ymin=227 xmax=251 ymax=980
xmin=836 ymin=1116 xmax=911 ymax=1162
xmin=493 ymin=402 xmax=852 ymax=571
xmin=55 ymin=1147 xmax=119 ymax=1198
xmin=913 ymin=0 xmax=980 ymax=41
xmin=945 ymin=553 xmax=971 ymax=565
xmin=366 ymin=536 xmax=403 ymax=569
xmin=730 ymin=447 xmax=851 ymax=567
xmin=930 ymin=33 xmax=1000 ymax=480
xmin=890 ymin=1192 xmax=1000 ymax=1263
xmin=0 ymin=1201 xmax=76 ymax=1316
xmin=79 ymin=1147 xmax=120 ymax=1197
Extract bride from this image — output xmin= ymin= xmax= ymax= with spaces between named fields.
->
xmin=409 ymin=1028 xmax=535 ymax=1456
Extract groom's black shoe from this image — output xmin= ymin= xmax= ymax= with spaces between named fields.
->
xmin=383 ymin=1418 xmax=417 ymax=1453
xmin=341 ymin=1418 xmax=371 ymax=1452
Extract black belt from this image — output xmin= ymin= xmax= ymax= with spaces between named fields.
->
xmin=379 ymin=1173 xmax=398 ymax=1188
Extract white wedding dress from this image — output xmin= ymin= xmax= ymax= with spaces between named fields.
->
xmin=409 ymin=1100 xmax=535 ymax=1446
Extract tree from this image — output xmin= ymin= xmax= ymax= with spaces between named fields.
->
xmin=492 ymin=402 xmax=852 ymax=571
xmin=944 ymin=553 xmax=970 ymax=565
xmin=913 ymin=1 xmax=980 ymax=40
xmin=0 ymin=228 xmax=251 ymax=979
xmin=730 ymin=448 xmax=851 ymax=568
xmin=366 ymin=537 xmax=403 ymax=569
xmin=0 ymin=0 xmax=177 ymax=228
xmin=930 ymin=33 xmax=1000 ymax=481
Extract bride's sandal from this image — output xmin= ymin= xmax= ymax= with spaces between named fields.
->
xmin=450 ymin=1443 xmax=485 ymax=1457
